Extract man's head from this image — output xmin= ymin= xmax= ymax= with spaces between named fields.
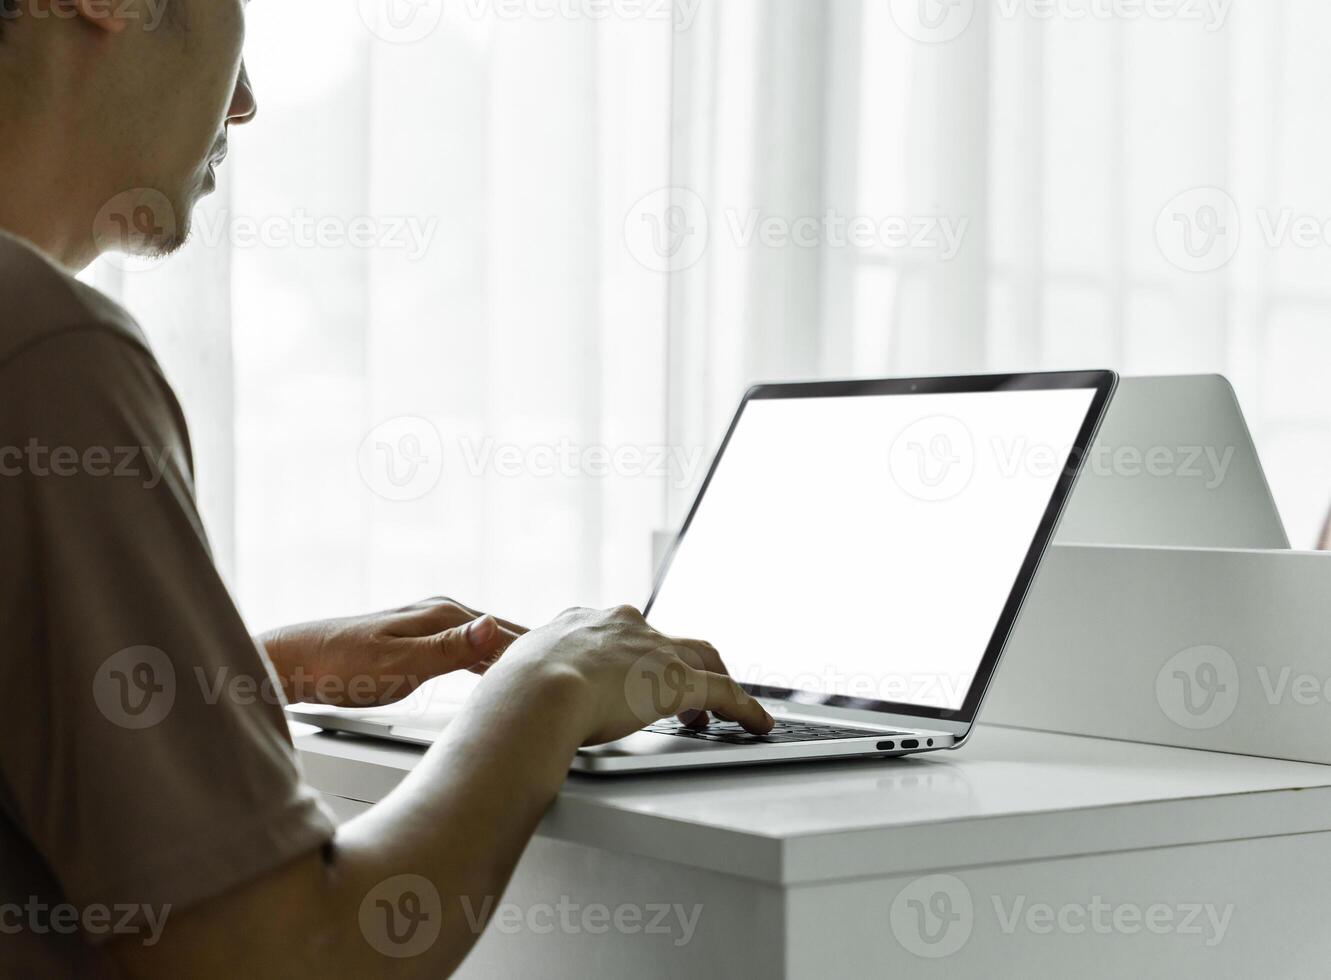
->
xmin=0 ymin=0 xmax=256 ymax=269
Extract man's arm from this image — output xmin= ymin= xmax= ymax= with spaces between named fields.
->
xmin=112 ymin=606 xmax=774 ymax=979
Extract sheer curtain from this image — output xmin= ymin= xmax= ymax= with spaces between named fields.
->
xmin=667 ymin=0 xmax=1331 ymax=547
xmin=87 ymin=0 xmax=1331 ymax=637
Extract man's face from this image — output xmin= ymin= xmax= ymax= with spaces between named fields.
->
xmin=104 ymin=0 xmax=256 ymax=255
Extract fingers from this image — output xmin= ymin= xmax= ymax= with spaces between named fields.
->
xmin=683 ymin=667 xmax=774 ymax=734
xmin=408 ymin=597 xmax=531 ymax=638
xmin=477 ymin=613 xmax=528 ymax=636
xmin=673 ymin=638 xmax=726 ymax=675
xmin=440 ymin=597 xmax=529 ymax=636
xmin=671 ymin=638 xmax=732 ymax=727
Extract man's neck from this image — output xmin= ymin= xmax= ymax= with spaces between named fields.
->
xmin=0 ymin=146 xmax=106 ymax=273
xmin=0 ymin=50 xmax=111 ymax=272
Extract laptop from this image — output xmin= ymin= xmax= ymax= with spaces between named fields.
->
xmin=288 ymin=370 xmax=1118 ymax=773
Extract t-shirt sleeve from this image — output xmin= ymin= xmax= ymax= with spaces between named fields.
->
xmin=0 ymin=325 xmax=335 ymax=924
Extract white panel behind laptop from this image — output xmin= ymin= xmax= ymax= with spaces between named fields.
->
xmin=1055 ymin=375 xmax=1288 ymax=550
xmin=987 ymin=544 xmax=1331 ymax=764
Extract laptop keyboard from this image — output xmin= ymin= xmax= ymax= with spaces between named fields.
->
xmin=643 ymin=718 xmax=906 ymax=745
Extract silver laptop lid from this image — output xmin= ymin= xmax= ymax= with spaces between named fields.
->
xmin=644 ymin=371 xmax=1117 ymax=736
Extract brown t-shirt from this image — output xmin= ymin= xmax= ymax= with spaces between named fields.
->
xmin=0 ymin=232 xmax=335 ymax=977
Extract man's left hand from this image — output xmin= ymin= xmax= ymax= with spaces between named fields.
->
xmin=260 ymin=597 xmax=527 ymax=706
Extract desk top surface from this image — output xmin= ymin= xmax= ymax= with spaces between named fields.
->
xmin=294 ymin=722 xmax=1331 ymax=884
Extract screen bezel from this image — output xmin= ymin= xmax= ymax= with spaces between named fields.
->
xmin=644 ymin=370 xmax=1119 ymax=727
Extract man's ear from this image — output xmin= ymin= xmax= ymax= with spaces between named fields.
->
xmin=68 ymin=0 xmax=131 ymax=34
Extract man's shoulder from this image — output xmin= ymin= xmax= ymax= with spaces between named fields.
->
xmin=0 ymin=231 xmax=191 ymax=470
xmin=0 ymin=231 xmax=149 ymax=368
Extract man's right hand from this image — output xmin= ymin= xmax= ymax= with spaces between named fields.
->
xmin=486 ymin=604 xmax=775 ymax=746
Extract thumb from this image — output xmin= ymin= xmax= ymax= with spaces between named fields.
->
xmin=466 ymin=615 xmax=499 ymax=647
xmin=429 ymin=615 xmax=501 ymax=672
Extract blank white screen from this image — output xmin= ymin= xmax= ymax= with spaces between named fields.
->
xmin=647 ymin=388 xmax=1097 ymax=712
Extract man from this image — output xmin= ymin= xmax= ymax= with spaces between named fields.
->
xmin=0 ymin=1 xmax=774 ymax=975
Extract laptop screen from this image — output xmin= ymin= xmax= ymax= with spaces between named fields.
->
xmin=646 ymin=382 xmax=1103 ymax=718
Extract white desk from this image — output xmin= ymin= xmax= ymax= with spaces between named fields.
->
xmin=294 ymin=723 xmax=1331 ymax=978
